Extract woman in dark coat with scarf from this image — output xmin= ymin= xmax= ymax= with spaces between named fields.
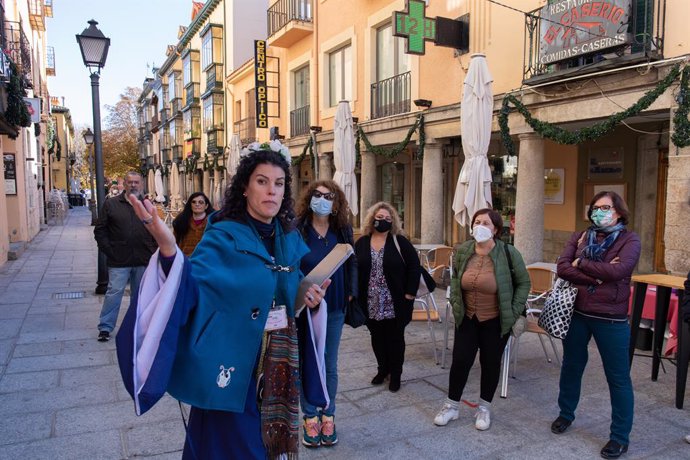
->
xmin=354 ymin=201 xmax=420 ymax=393
xmin=552 ymin=191 xmax=641 ymax=459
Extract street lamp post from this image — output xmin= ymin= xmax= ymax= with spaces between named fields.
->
xmin=83 ymin=128 xmax=97 ymax=226
xmin=77 ymin=19 xmax=110 ymax=295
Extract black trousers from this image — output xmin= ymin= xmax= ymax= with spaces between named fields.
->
xmin=448 ymin=315 xmax=510 ymax=403
xmin=367 ymin=318 xmax=406 ymax=376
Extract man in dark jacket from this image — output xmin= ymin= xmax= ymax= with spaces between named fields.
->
xmin=94 ymin=171 xmax=157 ymax=341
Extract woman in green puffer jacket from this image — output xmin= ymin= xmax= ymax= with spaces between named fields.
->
xmin=433 ymin=208 xmax=530 ymax=431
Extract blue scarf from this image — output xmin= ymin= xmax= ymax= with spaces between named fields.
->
xmin=581 ymin=222 xmax=625 ymax=293
xmin=582 ymin=222 xmax=625 ymax=261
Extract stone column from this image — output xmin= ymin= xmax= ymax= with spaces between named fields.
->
xmin=664 ymin=144 xmax=690 ymax=274
xmin=514 ymin=133 xmax=544 ymax=265
xmin=360 ymin=149 xmax=377 ymax=220
xmin=318 ymin=153 xmax=333 ymax=181
xmin=202 ymin=169 xmax=211 ymax=198
xmin=421 ymin=141 xmax=444 ymax=243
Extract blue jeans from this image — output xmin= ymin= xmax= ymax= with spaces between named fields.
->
xmin=98 ymin=266 xmax=147 ymax=333
xmin=301 ymin=309 xmax=345 ymax=418
xmin=557 ymin=312 xmax=634 ymax=445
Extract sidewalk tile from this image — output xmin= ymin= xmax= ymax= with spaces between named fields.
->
xmin=0 ymin=369 xmax=59 ymax=393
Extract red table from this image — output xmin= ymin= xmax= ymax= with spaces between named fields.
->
xmin=628 ymin=286 xmax=680 ymax=355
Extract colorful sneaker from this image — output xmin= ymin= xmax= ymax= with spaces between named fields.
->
xmin=320 ymin=415 xmax=338 ymax=446
xmin=302 ymin=416 xmax=321 ymax=447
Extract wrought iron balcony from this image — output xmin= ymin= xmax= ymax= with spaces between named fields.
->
xmin=523 ymin=0 xmax=666 ymax=83
xmin=46 ymin=46 xmax=55 ymax=76
xmin=5 ymin=21 xmax=32 ymax=83
xmin=290 ymin=105 xmax=309 ymax=137
xmin=207 ymin=129 xmax=224 ymax=155
xmin=267 ymin=0 xmax=313 ymax=48
xmin=234 ymin=117 xmax=257 ymax=146
xmin=29 ymin=0 xmax=46 ymax=31
xmin=184 ymin=83 xmax=200 ymax=109
xmin=370 ymin=71 xmax=411 ymax=120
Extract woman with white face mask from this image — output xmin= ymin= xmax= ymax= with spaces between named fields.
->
xmin=551 ymin=191 xmax=640 ymax=459
xmin=434 ymin=208 xmax=530 ymax=431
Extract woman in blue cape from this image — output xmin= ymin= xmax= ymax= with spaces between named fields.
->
xmin=123 ymin=144 xmax=329 ymax=459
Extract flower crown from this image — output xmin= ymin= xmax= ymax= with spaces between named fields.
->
xmin=240 ymin=140 xmax=291 ymax=164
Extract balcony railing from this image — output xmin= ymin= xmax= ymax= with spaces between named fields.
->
xmin=184 ymin=83 xmax=200 ymax=109
xmin=268 ymin=0 xmax=312 ymax=37
xmin=46 ymin=46 xmax=55 ymax=76
xmin=370 ymin=71 xmax=411 ymax=120
xmin=523 ymin=0 xmax=666 ymax=82
xmin=5 ymin=21 xmax=32 ymax=83
xmin=234 ymin=117 xmax=257 ymax=146
xmin=290 ymin=105 xmax=309 ymax=137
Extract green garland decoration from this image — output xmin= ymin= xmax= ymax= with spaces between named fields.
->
xmin=291 ymin=136 xmax=313 ymax=167
xmin=211 ymin=154 xmax=226 ymax=172
xmin=354 ymin=127 xmax=361 ymax=165
xmin=499 ymin=63 xmax=685 ymax=156
xmin=672 ymin=65 xmax=690 ymax=148
xmin=357 ymin=114 xmax=424 ymax=159
xmin=202 ymin=154 xmax=210 ymax=171
xmin=5 ymin=61 xmax=31 ymax=132
xmin=416 ymin=114 xmax=426 ymax=160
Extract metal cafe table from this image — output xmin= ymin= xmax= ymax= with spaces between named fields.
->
xmin=628 ymin=273 xmax=688 ymax=408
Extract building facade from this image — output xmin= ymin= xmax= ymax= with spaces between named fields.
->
xmin=0 ymin=0 xmax=58 ymax=266
xmin=137 ymin=0 xmax=690 ymax=276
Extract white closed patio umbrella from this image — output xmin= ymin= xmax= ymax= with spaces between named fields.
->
xmin=170 ymin=162 xmax=182 ymax=211
xmin=332 ymin=101 xmax=358 ymax=216
xmin=452 ymin=53 xmax=494 ymax=226
xmin=226 ymin=134 xmax=242 ymax=181
xmin=147 ymin=169 xmax=155 ymax=200
xmin=154 ymin=168 xmax=166 ymax=203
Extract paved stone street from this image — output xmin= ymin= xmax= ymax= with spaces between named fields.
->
xmin=0 ymin=207 xmax=689 ymax=459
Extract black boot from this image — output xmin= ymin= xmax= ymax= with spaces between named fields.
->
xmin=371 ymin=370 xmax=388 ymax=385
xmin=388 ymin=374 xmax=401 ymax=392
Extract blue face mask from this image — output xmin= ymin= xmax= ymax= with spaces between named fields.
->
xmin=310 ymin=196 xmax=333 ymax=216
xmin=591 ymin=209 xmax=616 ymax=227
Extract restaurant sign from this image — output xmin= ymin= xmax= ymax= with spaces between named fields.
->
xmin=254 ymin=40 xmax=268 ymax=129
xmin=539 ymin=0 xmax=631 ymax=65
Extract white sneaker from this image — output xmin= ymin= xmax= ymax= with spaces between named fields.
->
xmin=475 ymin=405 xmax=491 ymax=431
xmin=434 ymin=402 xmax=459 ymax=426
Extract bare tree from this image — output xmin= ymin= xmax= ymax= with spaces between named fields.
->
xmin=101 ymin=87 xmax=142 ymax=179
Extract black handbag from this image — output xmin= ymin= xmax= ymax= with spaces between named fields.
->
xmin=344 ymin=298 xmax=366 ymax=328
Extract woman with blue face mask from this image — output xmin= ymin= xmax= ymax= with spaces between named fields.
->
xmin=552 ymin=191 xmax=641 ymax=459
xmin=294 ymin=180 xmax=357 ymax=448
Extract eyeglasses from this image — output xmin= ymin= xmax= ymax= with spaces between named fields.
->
xmin=591 ymin=205 xmax=613 ymax=212
xmin=312 ymin=190 xmax=335 ymax=201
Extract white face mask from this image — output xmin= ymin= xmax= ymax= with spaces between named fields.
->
xmin=472 ymin=224 xmax=494 ymax=243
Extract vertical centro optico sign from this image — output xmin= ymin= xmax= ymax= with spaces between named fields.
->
xmin=254 ymin=40 xmax=268 ymax=128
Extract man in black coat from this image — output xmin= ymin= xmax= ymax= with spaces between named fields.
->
xmin=94 ymin=171 xmax=157 ymax=341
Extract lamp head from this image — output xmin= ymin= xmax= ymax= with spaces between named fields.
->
xmin=309 ymin=125 xmax=322 ymax=133
xmin=83 ymin=128 xmax=94 ymax=145
xmin=76 ymin=20 xmax=110 ymax=72
xmin=414 ymin=99 xmax=432 ymax=109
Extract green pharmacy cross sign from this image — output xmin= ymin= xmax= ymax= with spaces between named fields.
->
xmin=393 ymin=0 xmax=469 ymax=56
xmin=393 ymin=0 xmax=436 ymax=55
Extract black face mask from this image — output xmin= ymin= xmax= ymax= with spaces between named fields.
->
xmin=373 ymin=219 xmax=392 ymax=233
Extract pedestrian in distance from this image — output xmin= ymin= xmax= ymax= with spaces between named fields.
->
xmin=294 ymin=180 xmax=357 ymax=448
xmin=94 ymin=171 xmax=157 ymax=342
xmin=354 ymin=202 xmax=420 ymax=393
xmin=124 ymin=142 xmax=329 ymax=459
xmin=172 ymin=192 xmax=214 ymax=257
xmin=551 ymin=191 xmax=640 ymax=459
xmin=434 ymin=208 xmax=530 ymax=431
xmin=108 ymin=184 xmax=120 ymax=198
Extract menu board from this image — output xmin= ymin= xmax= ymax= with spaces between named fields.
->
xmin=4 ymin=153 xmax=16 ymax=195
